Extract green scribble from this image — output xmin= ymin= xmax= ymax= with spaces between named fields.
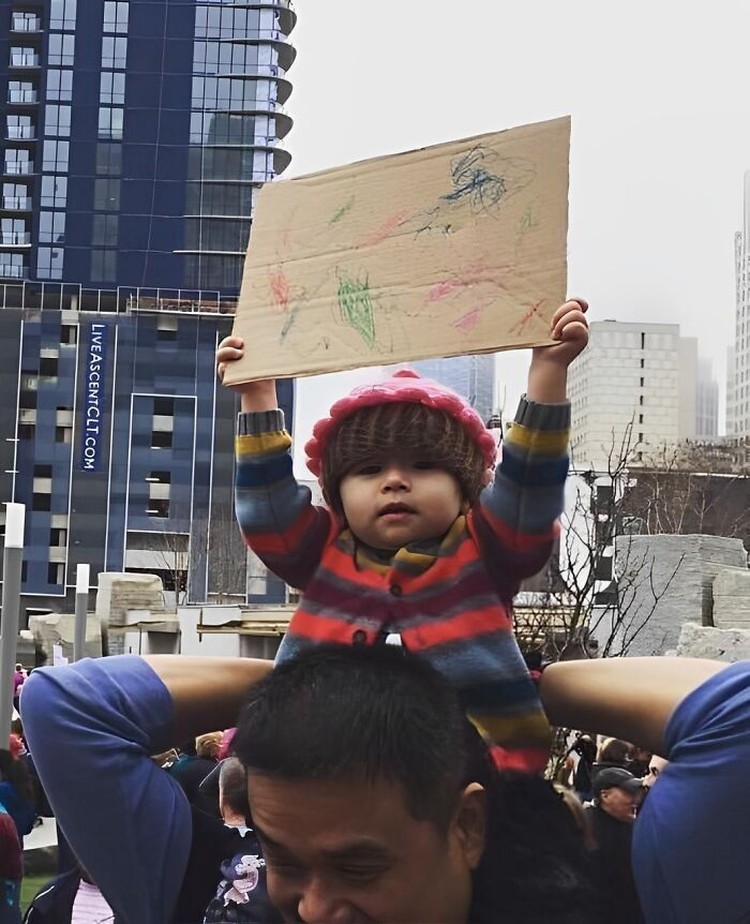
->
xmin=279 ymin=303 xmax=299 ymax=343
xmin=337 ymin=272 xmax=376 ymax=348
xmin=519 ymin=204 xmax=537 ymax=233
xmin=329 ymin=196 xmax=355 ymax=225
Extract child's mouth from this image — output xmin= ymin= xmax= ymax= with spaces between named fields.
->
xmin=379 ymin=503 xmax=415 ymax=518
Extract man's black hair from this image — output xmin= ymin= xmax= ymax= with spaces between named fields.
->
xmin=233 ymin=644 xmax=604 ymax=923
xmin=233 ymin=643 xmax=470 ymax=831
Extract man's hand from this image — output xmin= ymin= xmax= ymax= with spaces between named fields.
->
xmin=216 ymin=336 xmax=278 ymax=411
xmin=526 ymin=298 xmax=589 ymax=403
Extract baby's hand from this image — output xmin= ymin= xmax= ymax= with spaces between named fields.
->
xmin=216 ymin=335 xmax=245 ymax=384
xmin=216 ymin=336 xmax=278 ymax=410
xmin=537 ymin=298 xmax=589 ymax=368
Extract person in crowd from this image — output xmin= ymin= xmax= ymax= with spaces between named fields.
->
xmin=203 ymin=758 xmax=281 ymax=923
xmin=12 ymin=666 xmax=26 ymax=714
xmin=170 ymin=732 xmax=224 ymax=813
xmin=18 ymin=643 xmax=750 ymax=924
xmin=215 ymin=298 xmax=589 ymax=772
xmin=22 ymin=863 xmax=115 ymax=924
xmin=566 ymin=732 xmax=597 ymax=803
xmin=583 ymin=767 xmax=644 ymax=923
xmin=0 ymin=802 xmax=22 ymax=924
xmin=642 ymin=754 xmax=668 ymax=790
xmin=0 ymin=750 xmax=37 ymax=843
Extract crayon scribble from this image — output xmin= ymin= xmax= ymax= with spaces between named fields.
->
xmin=330 ymin=196 xmax=355 ymax=225
xmin=509 ymin=299 xmax=546 ymax=335
xmin=361 ymin=209 xmax=411 ymax=247
xmin=452 ymin=308 xmax=481 ymax=333
xmin=279 ymin=304 xmax=300 ymax=343
xmin=519 ymin=204 xmax=537 ymax=234
xmin=337 ymin=271 xmax=376 ymax=348
xmin=427 ymin=263 xmax=512 ymax=304
xmin=414 ymin=150 xmax=535 ymax=237
xmin=269 ymin=267 xmax=290 ymax=313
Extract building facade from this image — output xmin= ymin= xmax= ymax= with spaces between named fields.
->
xmin=0 ymin=0 xmax=296 ymax=616
xmin=568 ymin=320 xmax=699 ymax=470
xmin=731 ymin=173 xmax=750 ymax=440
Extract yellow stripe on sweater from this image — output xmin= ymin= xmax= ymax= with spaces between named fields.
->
xmin=505 ymin=423 xmax=568 ymax=455
xmin=236 ymin=431 xmax=292 ymax=457
xmin=469 ymin=710 xmax=552 ymax=747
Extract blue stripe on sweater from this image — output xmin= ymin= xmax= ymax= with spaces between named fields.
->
xmin=500 ymin=451 xmax=569 ymax=487
xmin=236 ymin=452 xmax=293 ymax=488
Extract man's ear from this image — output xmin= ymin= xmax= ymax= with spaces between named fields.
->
xmin=453 ymin=782 xmax=487 ymax=869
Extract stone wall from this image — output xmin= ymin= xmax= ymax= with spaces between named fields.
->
xmin=675 ymin=621 xmax=750 ymax=662
xmin=612 ymin=535 xmax=746 ymax=656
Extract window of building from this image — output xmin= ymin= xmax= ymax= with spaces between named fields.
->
xmin=157 ymin=315 xmax=178 ymax=341
xmin=0 ymin=253 xmax=25 ymax=278
xmin=18 ymin=423 xmax=34 ymax=440
xmin=56 ymin=406 xmax=73 ymax=426
xmin=49 ymin=0 xmax=78 ymax=30
xmin=46 ymin=68 xmax=73 ymax=101
xmin=99 ymin=71 xmax=125 ymax=105
xmin=55 ymin=425 xmax=72 ymax=443
xmin=37 ymin=247 xmax=64 ymax=280
xmin=639 ymin=377 xmax=644 ymax=388
xmin=640 ymin=332 xmax=646 ymax=349
xmin=4 ymin=148 xmax=31 ymax=175
xmin=32 ymin=493 xmax=51 ymax=512
xmin=1 ymin=217 xmax=28 ymax=245
xmin=45 ymin=104 xmax=71 ymax=137
xmin=96 ymin=142 xmax=122 ymax=176
xmin=103 ymin=2 xmax=129 ymax=33
xmin=97 ymin=106 xmax=123 ymax=140
xmin=40 ymin=176 xmax=67 ymax=208
xmin=151 ymin=430 xmax=173 ymax=449
xmin=8 ymin=80 xmax=36 ymax=103
xmin=146 ymin=498 xmax=170 ymax=518
xmin=50 ymin=527 xmax=67 ymax=547
xmin=101 ymin=36 xmax=127 ymax=68
xmin=21 ymin=562 xmax=27 ymax=583
xmin=39 ymin=357 xmax=58 ymax=379
xmin=42 ymin=140 xmax=69 ymax=173
xmin=90 ymin=249 xmax=116 ymax=281
xmin=12 ymin=12 xmax=41 ymax=31
xmin=34 ymin=464 xmax=53 ymax=479
xmin=47 ymin=562 xmax=64 ymax=585
xmin=7 ymin=114 xmax=33 ymax=140
xmin=38 ymin=211 xmax=66 ymax=243
xmin=10 ymin=46 xmax=38 ymax=67
xmin=47 ymin=34 xmax=75 ymax=67
xmin=154 ymin=396 xmax=175 ymax=417
xmin=92 ymin=214 xmax=118 ymax=246
xmin=94 ymin=177 xmax=120 ymax=209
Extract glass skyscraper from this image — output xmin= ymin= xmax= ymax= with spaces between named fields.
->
xmin=0 ymin=0 xmax=296 ymax=616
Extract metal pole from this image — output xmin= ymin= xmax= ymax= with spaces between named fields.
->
xmin=0 ymin=503 xmax=25 ymax=741
xmin=73 ymin=563 xmax=90 ymax=662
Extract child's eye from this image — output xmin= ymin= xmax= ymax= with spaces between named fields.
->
xmin=355 ymin=464 xmax=382 ymax=476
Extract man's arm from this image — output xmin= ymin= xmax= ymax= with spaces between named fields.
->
xmin=539 ymin=656 xmax=724 ymax=755
xmin=21 ymin=655 xmax=272 ymax=924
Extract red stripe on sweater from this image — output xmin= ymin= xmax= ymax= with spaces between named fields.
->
xmin=244 ymin=507 xmax=324 ymax=557
xmin=400 ymin=605 xmax=511 ymax=650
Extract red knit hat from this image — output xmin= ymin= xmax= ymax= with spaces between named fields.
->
xmin=305 ymin=370 xmax=497 ymax=503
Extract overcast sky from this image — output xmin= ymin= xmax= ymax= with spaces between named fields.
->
xmin=285 ymin=1 xmax=749 ymax=457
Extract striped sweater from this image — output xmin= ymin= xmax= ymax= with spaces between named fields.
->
xmin=235 ymin=396 xmax=570 ymax=773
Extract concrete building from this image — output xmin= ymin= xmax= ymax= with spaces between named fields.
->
xmin=730 ymin=173 xmax=750 ymax=440
xmin=0 ymin=0 xmax=296 ymax=618
xmin=568 ymin=320 xmax=700 ymax=470
xmin=695 ymin=358 xmax=719 ymax=440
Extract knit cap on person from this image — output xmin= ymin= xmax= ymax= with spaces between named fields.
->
xmin=304 ymin=369 xmax=498 ymax=514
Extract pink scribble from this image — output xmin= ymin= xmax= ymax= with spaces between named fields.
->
xmin=453 ymin=308 xmax=481 ymax=333
xmin=428 ymin=262 xmax=512 ymax=304
xmin=509 ymin=299 xmax=546 ymax=335
xmin=269 ymin=268 xmax=290 ymax=313
xmin=361 ymin=210 xmax=411 ymax=247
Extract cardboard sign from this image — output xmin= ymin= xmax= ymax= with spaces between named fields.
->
xmin=226 ymin=116 xmax=570 ymax=384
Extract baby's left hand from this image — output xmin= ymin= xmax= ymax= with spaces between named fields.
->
xmin=535 ymin=298 xmax=589 ymax=367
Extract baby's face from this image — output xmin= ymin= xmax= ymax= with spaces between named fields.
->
xmin=338 ymin=456 xmax=465 ymax=550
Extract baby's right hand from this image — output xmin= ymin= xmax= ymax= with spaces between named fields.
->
xmin=216 ymin=335 xmax=245 ymax=384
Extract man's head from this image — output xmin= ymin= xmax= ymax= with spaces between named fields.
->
xmin=232 ymin=644 xmax=488 ymax=924
xmin=218 ymin=757 xmax=251 ymax=826
xmin=593 ymin=767 xmax=643 ymax=823
xmin=642 ymin=755 xmax=668 ymax=790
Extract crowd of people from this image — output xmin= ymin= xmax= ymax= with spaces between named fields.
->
xmin=9 ymin=297 xmax=750 ymax=922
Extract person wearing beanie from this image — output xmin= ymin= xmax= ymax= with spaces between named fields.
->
xmin=216 ymin=298 xmax=588 ymax=773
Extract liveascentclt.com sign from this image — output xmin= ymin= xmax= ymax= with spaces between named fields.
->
xmin=80 ymin=321 xmax=109 ymax=473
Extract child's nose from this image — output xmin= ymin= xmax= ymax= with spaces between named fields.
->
xmin=381 ymin=465 xmax=409 ymax=489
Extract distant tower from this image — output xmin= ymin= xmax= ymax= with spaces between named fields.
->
xmin=731 ymin=176 xmax=750 ymax=440
xmin=412 ymin=354 xmax=496 ymax=422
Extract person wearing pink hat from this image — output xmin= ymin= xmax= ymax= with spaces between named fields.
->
xmin=216 ymin=298 xmax=588 ymax=773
